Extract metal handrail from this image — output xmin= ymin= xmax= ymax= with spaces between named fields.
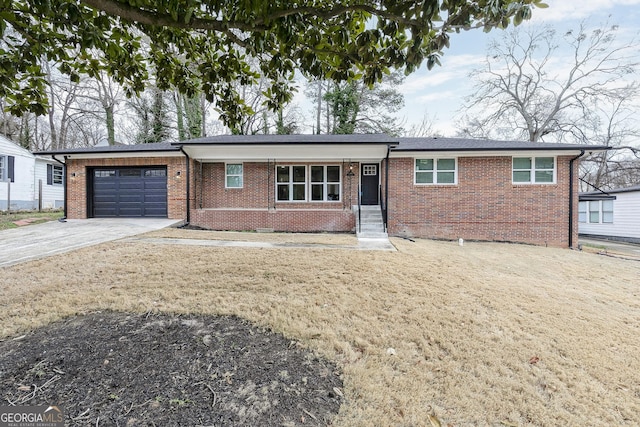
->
xmin=357 ymin=183 xmax=361 ymax=233
xmin=379 ymin=184 xmax=387 ymax=231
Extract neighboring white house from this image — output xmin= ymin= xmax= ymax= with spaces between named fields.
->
xmin=0 ymin=136 xmax=64 ymax=211
xmin=579 ymin=185 xmax=640 ymax=244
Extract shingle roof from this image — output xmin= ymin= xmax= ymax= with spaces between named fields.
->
xmin=581 ymin=184 xmax=640 ymax=196
xmin=395 ymin=137 xmax=609 ymax=152
xmin=34 ymin=142 xmax=179 ymax=155
xmin=34 ymin=135 xmax=610 ymax=155
xmin=175 ymin=134 xmax=397 ymax=145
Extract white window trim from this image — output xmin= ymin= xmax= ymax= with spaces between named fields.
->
xmin=310 ymin=165 xmax=342 ymax=202
xmin=0 ymin=155 xmax=6 ymax=181
xmin=225 ymin=162 xmax=243 ymax=189
xmin=52 ymin=164 xmax=64 ymax=186
xmin=581 ymin=200 xmax=614 ymax=224
xmin=414 ymin=157 xmax=458 ymax=185
xmin=276 ymin=165 xmax=307 ymax=202
xmin=512 ymin=156 xmax=556 ymax=185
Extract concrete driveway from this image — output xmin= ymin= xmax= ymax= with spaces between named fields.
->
xmin=0 ymin=218 xmax=181 ymax=268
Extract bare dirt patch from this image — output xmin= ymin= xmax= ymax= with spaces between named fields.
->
xmin=1 ymin=232 xmax=639 ymax=426
xmin=0 ymin=311 xmax=342 ymax=426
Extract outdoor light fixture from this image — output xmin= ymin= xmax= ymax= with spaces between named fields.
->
xmin=347 ymin=163 xmax=355 ymax=177
xmin=176 ymin=171 xmax=181 ymax=177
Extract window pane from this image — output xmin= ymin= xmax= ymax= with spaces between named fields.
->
xmin=437 ymin=171 xmax=455 ymax=184
xmin=292 ymin=184 xmax=305 ymax=200
xmin=226 ymin=164 xmax=242 ymax=175
xmin=416 ymin=171 xmax=433 ymax=184
xmin=437 ymin=158 xmax=455 ymax=171
xmin=227 ymin=176 xmax=242 ymax=188
xmin=311 ymin=166 xmax=324 ymax=182
xmin=578 ymin=212 xmax=587 ymax=223
xmin=416 ymin=159 xmax=433 ymax=171
xmin=513 ymin=158 xmax=531 ymax=170
xmin=311 ymin=184 xmax=323 ymax=200
xmin=327 ymin=183 xmax=340 ymax=201
xmin=120 ymin=169 xmax=141 ymax=177
xmin=327 ymin=166 xmax=340 ymax=182
xmin=513 ymin=171 xmax=530 ymax=182
xmin=277 ymin=166 xmax=289 ymax=183
xmin=602 ymin=200 xmax=613 ymax=223
xmin=589 ymin=201 xmax=600 ymax=223
xmin=293 ymin=166 xmax=306 ymax=182
xmin=535 ymin=157 xmax=554 ymax=169
xmin=277 ymin=184 xmax=289 ymax=201
xmin=535 ymin=170 xmax=553 ymax=183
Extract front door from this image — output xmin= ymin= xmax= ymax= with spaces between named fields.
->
xmin=360 ymin=163 xmax=379 ymax=205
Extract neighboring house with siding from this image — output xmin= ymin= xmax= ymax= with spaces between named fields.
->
xmin=579 ymin=185 xmax=640 ymax=244
xmin=38 ymin=135 xmax=608 ymax=248
xmin=0 ymin=136 xmax=65 ymax=211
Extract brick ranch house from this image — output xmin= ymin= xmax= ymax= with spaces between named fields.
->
xmin=39 ymin=134 xmax=608 ymax=248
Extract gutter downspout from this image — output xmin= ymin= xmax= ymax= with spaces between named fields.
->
xmin=384 ymin=145 xmax=391 ymax=231
xmin=179 ymin=146 xmax=190 ymax=225
xmin=568 ymin=150 xmax=585 ymax=249
xmin=52 ymin=155 xmax=67 ymax=221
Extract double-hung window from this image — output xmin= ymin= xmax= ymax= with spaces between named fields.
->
xmin=0 ymin=155 xmax=14 ymax=182
xmin=415 ymin=158 xmax=456 ymax=184
xmin=277 ymin=165 xmax=306 ymax=201
xmin=580 ymin=200 xmax=613 ymax=224
xmin=311 ymin=165 xmax=341 ymax=201
xmin=225 ymin=163 xmax=243 ymax=188
xmin=47 ymin=164 xmax=64 ymax=185
xmin=513 ymin=157 xmax=555 ymax=184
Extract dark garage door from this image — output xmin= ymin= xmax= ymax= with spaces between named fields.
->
xmin=92 ymin=167 xmax=167 ymax=217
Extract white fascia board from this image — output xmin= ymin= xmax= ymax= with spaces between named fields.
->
xmin=182 ymin=144 xmax=389 ymax=162
xmin=390 ymin=149 xmax=602 ymax=158
xmin=60 ymin=152 xmax=183 ymax=161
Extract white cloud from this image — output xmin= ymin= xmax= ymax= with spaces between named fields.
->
xmin=531 ymin=0 xmax=640 ymax=22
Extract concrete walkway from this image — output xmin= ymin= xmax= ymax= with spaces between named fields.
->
xmin=0 ymin=218 xmax=181 ymax=268
xmin=1 ymin=219 xmax=396 ymax=268
xmin=121 ymin=235 xmax=397 ymax=251
xmin=579 ymin=237 xmax=640 ymax=259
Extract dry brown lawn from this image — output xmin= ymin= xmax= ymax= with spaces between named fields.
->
xmin=1 ymin=230 xmax=639 ymax=426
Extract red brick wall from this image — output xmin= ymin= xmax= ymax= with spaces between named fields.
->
xmin=190 ymin=161 xmax=359 ymax=232
xmin=65 ymin=156 xmax=187 ymax=220
xmin=386 ymin=156 xmax=578 ymax=247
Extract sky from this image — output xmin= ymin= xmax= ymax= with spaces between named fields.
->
xmin=294 ymin=0 xmax=640 ymax=137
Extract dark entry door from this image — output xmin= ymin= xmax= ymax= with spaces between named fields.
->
xmin=92 ymin=167 xmax=167 ymax=217
xmin=360 ymin=163 xmax=379 ymax=205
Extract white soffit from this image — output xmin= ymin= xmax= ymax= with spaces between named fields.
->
xmin=390 ymin=149 xmax=603 ymax=158
xmin=182 ymin=144 xmax=390 ymax=161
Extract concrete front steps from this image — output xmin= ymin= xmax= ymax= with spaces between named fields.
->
xmin=356 ymin=205 xmax=388 ymax=238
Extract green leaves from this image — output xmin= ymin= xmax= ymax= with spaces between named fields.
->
xmin=0 ymin=0 xmax=546 ymax=127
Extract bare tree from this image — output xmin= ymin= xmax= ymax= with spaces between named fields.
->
xmin=461 ymin=22 xmax=639 ymax=143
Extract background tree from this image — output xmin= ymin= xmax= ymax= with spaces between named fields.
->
xmin=459 ymin=22 xmax=639 ymax=189
xmin=1 ymin=0 xmax=548 ymax=129
xmin=306 ymin=70 xmax=405 ymax=135
xmin=460 ymin=22 xmax=639 ymax=143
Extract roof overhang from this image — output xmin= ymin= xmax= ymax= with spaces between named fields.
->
xmin=41 ymin=151 xmax=183 ymax=162
xmin=179 ymin=143 xmax=392 ymax=162
xmin=390 ymin=148 xmax=608 ymax=158
xmin=579 ymin=194 xmax=617 ymax=201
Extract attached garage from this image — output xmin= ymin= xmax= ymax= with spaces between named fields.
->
xmin=90 ymin=167 xmax=168 ymax=218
